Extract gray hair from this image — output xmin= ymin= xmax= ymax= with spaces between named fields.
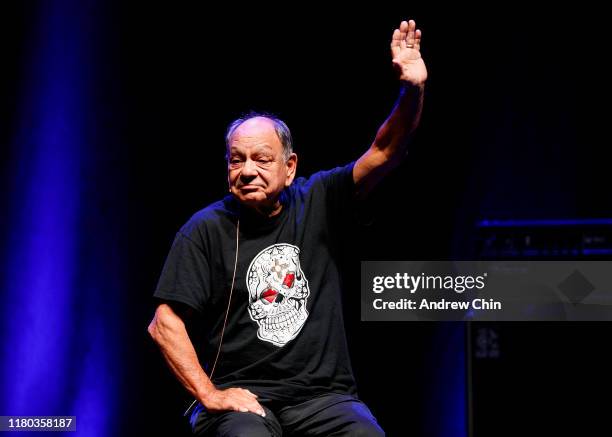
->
xmin=225 ymin=112 xmax=293 ymax=162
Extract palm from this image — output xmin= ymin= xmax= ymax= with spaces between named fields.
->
xmin=391 ymin=20 xmax=428 ymax=85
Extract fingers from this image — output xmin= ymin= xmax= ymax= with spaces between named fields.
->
xmin=390 ymin=19 xmax=422 ymax=55
xmin=234 ymin=399 xmax=265 ymax=417
xmin=228 ymin=388 xmax=265 ymax=417
xmin=399 ymin=20 xmax=408 ymax=49
xmin=244 ymin=389 xmax=258 ymax=398
xmin=391 ymin=28 xmax=402 ymax=58
xmin=406 ymin=20 xmax=416 ymax=48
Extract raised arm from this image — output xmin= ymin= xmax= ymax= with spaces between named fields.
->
xmin=354 ymin=19 xmax=427 ymax=197
xmin=148 ymin=303 xmax=265 ymax=417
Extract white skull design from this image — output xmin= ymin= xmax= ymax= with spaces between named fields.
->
xmin=246 ymin=244 xmax=310 ymax=347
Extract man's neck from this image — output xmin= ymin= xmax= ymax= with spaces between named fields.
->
xmin=251 ymin=200 xmax=283 ymax=218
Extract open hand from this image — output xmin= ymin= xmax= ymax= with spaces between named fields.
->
xmin=391 ymin=19 xmax=428 ymax=86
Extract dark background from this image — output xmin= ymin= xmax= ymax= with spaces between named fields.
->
xmin=1 ymin=1 xmax=611 ymax=436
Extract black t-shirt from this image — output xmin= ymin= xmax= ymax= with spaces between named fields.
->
xmin=153 ymin=162 xmax=358 ymax=403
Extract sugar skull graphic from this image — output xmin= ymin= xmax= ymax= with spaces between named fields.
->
xmin=246 ymin=244 xmax=310 ymax=347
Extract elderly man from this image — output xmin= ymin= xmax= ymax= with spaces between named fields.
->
xmin=148 ymin=19 xmax=427 ymax=436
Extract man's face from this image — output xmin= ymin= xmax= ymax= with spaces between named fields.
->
xmin=227 ymin=117 xmax=297 ymax=211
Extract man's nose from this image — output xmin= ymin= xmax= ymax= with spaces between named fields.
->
xmin=240 ymin=159 xmax=258 ymax=178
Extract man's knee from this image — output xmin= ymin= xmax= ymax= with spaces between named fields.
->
xmin=192 ymin=408 xmax=280 ymax=437
xmin=340 ymin=400 xmax=385 ymax=437
xmin=315 ymin=397 xmax=385 ymax=437
xmin=211 ymin=417 xmax=272 ymax=437
xmin=343 ymin=419 xmax=385 ymax=437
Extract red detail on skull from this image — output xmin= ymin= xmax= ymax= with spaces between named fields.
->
xmin=283 ymin=272 xmax=295 ymax=288
xmin=262 ymin=288 xmax=278 ymax=303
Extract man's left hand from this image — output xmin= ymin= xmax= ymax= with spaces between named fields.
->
xmin=391 ymin=19 xmax=428 ymax=86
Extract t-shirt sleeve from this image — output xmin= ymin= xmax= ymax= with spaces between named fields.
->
xmin=320 ymin=160 xmax=378 ymax=227
xmin=318 ymin=161 xmax=356 ymax=210
xmin=153 ymin=230 xmax=210 ymax=313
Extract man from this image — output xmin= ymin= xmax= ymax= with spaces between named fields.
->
xmin=148 ymin=19 xmax=427 ymax=436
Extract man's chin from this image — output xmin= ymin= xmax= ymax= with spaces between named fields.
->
xmin=237 ymin=193 xmax=266 ymax=206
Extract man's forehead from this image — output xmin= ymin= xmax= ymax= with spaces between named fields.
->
xmin=233 ymin=118 xmax=277 ymax=138
xmin=229 ymin=118 xmax=282 ymax=152
xmin=229 ymin=143 xmax=275 ymax=153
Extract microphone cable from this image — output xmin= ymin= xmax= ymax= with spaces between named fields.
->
xmin=184 ymin=218 xmax=240 ymax=417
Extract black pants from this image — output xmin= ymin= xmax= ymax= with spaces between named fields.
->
xmin=190 ymin=392 xmax=385 ymax=436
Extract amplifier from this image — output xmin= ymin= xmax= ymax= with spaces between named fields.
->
xmin=476 ymin=219 xmax=612 ymax=259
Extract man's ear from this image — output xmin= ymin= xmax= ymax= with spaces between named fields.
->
xmin=285 ymin=153 xmax=298 ymax=187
